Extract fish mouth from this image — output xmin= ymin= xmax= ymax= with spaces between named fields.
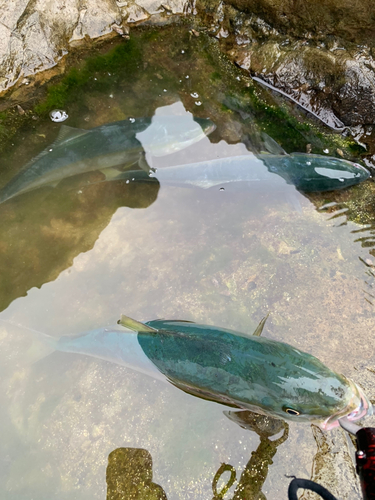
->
xmin=353 ymin=162 xmax=370 ymax=176
xmin=319 ymin=379 xmax=372 ymax=431
xmin=202 ymin=123 xmax=216 ymax=136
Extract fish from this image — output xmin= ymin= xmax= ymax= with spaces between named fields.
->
xmin=100 ymin=152 xmax=370 ymax=193
xmin=257 ymin=132 xmax=370 ymax=191
xmin=261 ymin=153 xmax=370 ymax=192
xmin=0 ymin=115 xmax=215 ymax=203
xmin=26 ymin=314 xmax=372 ymax=430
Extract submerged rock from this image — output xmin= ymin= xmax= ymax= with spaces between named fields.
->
xmin=299 ymin=425 xmax=361 ymax=500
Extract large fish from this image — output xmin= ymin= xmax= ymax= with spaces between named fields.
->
xmin=31 ymin=314 xmax=372 ymax=430
xmin=261 ymin=153 xmax=370 ymax=192
xmin=0 ymin=115 xmax=215 ymax=203
xmin=102 ymin=152 xmax=370 ymax=193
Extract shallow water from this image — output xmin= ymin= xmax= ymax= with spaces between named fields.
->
xmin=0 ymin=25 xmax=374 ymax=500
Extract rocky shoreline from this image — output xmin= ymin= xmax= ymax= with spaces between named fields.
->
xmin=0 ymin=0 xmax=189 ymax=95
xmin=1 ymin=0 xmax=375 ymax=163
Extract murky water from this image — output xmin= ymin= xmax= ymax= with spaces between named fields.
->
xmin=0 ymin=25 xmax=374 ymax=500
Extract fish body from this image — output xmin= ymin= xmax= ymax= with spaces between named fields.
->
xmin=0 ymin=115 xmax=215 ymax=203
xmin=50 ymin=316 xmax=371 ymax=430
xmin=108 ymin=153 xmax=369 ymax=192
xmin=152 ymin=154 xmax=285 ymax=188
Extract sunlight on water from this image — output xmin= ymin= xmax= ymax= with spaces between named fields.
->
xmin=0 ymin=26 xmax=373 ymax=500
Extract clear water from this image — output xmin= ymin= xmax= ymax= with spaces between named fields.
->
xmin=0 ymin=25 xmax=374 ymax=500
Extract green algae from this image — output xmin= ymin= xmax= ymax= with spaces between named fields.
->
xmin=223 ymin=85 xmax=361 ymax=159
xmin=0 ymin=34 xmax=144 ymax=157
xmin=35 ymin=39 xmax=143 ymax=116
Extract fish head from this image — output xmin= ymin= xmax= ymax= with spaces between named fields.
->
xmin=252 ymin=339 xmax=372 ymax=430
xmin=274 ymin=374 xmax=371 ymax=430
xmin=318 ymin=378 xmax=372 ymax=430
xmin=287 ymin=154 xmax=370 ymax=192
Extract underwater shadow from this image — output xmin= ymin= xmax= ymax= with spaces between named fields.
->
xmin=106 ymin=447 xmax=167 ymax=500
xmin=104 ymin=411 xmax=288 ymax=500
xmin=212 ymin=411 xmax=288 ymax=500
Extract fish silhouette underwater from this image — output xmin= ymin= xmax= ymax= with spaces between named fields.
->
xmin=104 ymin=152 xmax=370 ymax=193
xmin=1 ymin=113 xmax=369 ymax=204
xmin=0 ymin=114 xmax=215 ymax=204
xmin=261 ymin=152 xmax=370 ymax=192
xmin=23 ymin=314 xmax=372 ymax=430
xmin=255 ymin=131 xmax=370 ymax=192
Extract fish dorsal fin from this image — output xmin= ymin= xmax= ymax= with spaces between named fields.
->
xmin=118 ymin=314 xmax=158 ymax=333
xmin=55 ymin=125 xmax=89 ymax=144
xmin=18 ymin=146 xmax=53 ymax=170
xmin=99 ymin=167 xmax=124 ymax=181
xmin=253 ymin=314 xmax=270 ymax=337
xmin=21 ymin=126 xmax=89 ymax=169
xmin=261 ymin=133 xmax=287 ymax=155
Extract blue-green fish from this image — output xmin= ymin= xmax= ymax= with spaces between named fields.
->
xmin=32 ymin=315 xmax=372 ymax=430
xmin=0 ymin=115 xmax=215 ymax=203
xmin=261 ymin=153 xmax=370 ymax=192
xmin=103 ymin=153 xmax=369 ymax=193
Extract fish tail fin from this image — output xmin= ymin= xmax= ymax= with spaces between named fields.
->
xmin=26 ymin=334 xmax=57 ymax=364
xmin=253 ymin=313 xmax=270 ymax=337
xmin=261 ymin=132 xmax=287 ymax=155
xmin=117 ymin=314 xmax=158 ymax=333
xmin=0 ymin=319 xmax=57 ymax=365
xmin=285 ymin=192 xmax=303 ymax=213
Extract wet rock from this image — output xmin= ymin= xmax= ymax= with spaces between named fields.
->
xmin=190 ymin=1 xmax=375 ymax=139
xmin=334 ymin=56 xmax=375 ymax=126
xmin=69 ymin=0 xmax=121 ymax=44
xmin=0 ymin=0 xmax=188 ymax=94
xmin=220 ymin=0 xmax=375 ymax=46
xmin=299 ymin=425 xmax=361 ymax=500
xmin=2 ymin=0 xmax=375 ymax=136
xmin=0 ymin=0 xmax=76 ymax=92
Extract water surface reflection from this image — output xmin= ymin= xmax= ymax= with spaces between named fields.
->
xmin=0 ymin=25 xmax=373 ymax=500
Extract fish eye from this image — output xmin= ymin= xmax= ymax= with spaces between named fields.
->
xmin=283 ymin=406 xmax=300 ymax=416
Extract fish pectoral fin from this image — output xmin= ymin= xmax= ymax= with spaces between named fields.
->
xmin=50 ymin=179 xmax=62 ymax=188
xmin=138 ymin=152 xmax=155 ymax=174
xmin=11 ymin=126 xmax=90 ymax=176
xmin=118 ymin=314 xmax=158 ymax=333
xmin=253 ymin=313 xmax=270 ymax=337
xmin=55 ymin=125 xmax=89 ymax=144
xmin=99 ymin=167 xmax=123 ymax=180
xmin=285 ymin=191 xmax=302 ymax=212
